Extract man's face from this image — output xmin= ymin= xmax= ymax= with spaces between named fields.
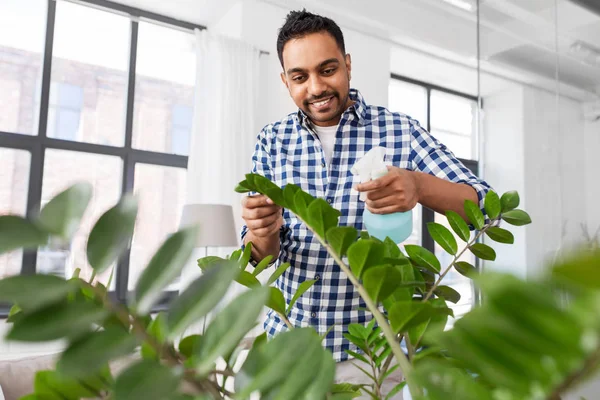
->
xmin=280 ymin=31 xmax=352 ymax=127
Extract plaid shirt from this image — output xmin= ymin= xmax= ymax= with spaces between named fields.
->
xmin=241 ymin=89 xmax=491 ymax=362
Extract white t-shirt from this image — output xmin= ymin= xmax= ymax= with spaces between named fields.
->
xmin=313 ymin=124 xmax=338 ymax=166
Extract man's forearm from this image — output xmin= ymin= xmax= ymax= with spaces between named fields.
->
xmin=244 ymin=231 xmax=281 ymax=262
xmin=414 ymin=171 xmax=479 ymax=222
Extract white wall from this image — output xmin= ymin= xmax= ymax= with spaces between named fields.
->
xmin=584 ymin=117 xmax=600 ymax=237
xmin=236 ymin=0 xmax=391 ymax=127
xmin=482 ymin=86 xmax=527 ymax=277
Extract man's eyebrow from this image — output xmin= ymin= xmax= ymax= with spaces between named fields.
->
xmin=286 ymin=58 xmax=340 ymax=75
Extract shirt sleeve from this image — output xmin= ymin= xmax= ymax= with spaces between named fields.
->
xmin=240 ymin=126 xmax=275 ymax=245
xmin=409 ymin=118 xmax=494 ymax=226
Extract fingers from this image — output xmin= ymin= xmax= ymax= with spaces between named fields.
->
xmin=354 ymin=175 xmax=389 ymax=192
xmin=242 ymin=195 xmax=273 ymax=208
xmin=245 ymin=211 xmax=281 ymax=231
xmin=250 ymin=215 xmax=284 ymax=237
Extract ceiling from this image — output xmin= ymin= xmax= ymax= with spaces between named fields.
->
xmin=110 ymin=0 xmax=600 ymax=101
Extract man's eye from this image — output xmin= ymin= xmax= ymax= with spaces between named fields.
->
xmin=292 ymin=76 xmax=306 ymax=82
xmin=323 ymin=68 xmax=335 ymax=75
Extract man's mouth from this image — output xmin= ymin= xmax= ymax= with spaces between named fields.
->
xmin=310 ymin=96 xmax=334 ymax=110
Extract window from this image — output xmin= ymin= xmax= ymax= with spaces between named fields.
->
xmin=47 ymin=83 xmax=83 ymax=141
xmin=0 ymin=0 xmax=203 ymax=316
xmin=389 ymin=75 xmax=481 ymax=320
xmin=170 ymin=104 xmax=193 ymax=155
xmin=133 ymin=21 xmax=196 ymax=155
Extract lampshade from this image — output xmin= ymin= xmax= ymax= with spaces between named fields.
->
xmin=179 ymin=204 xmax=239 ymax=248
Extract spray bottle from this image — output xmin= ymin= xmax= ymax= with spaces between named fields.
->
xmin=351 ymin=147 xmax=413 ymax=243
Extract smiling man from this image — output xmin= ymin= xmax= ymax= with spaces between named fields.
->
xmin=240 ymin=9 xmax=492 ymax=395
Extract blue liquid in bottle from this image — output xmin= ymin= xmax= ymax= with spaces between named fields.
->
xmin=363 ymin=208 xmax=413 ymax=244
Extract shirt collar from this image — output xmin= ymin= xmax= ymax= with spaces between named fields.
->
xmin=296 ymin=88 xmax=368 ymax=127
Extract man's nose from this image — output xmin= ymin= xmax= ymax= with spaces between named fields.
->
xmin=307 ymin=75 xmax=327 ymax=97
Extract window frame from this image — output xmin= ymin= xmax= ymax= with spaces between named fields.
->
xmin=0 ymin=0 xmax=207 ymax=317
xmin=390 ymin=73 xmax=483 ymax=306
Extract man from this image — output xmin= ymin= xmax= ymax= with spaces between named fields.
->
xmin=240 ymin=9 xmax=491 ymax=396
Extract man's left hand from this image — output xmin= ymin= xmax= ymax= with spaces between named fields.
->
xmin=354 ymin=166 xmax=419 ymax=214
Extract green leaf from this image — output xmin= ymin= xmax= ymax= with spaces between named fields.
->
xmin=114 ymin=360 xmax=182 ymax=400
xmin=455 ymin=261 xmax=477 ymax=278
xmin=87 ymin=195 xmax=138 ymax=274
xmin=252 ymin=255 xmax=274 ymax=276
xmin=58 ymin=327 xmax=138 ymax=377
xmin=469 ymin=243 xmax=496 ymax=261
xmin=331 ymin=383 xmax=363 ymax=397
xmin=178 ymin=335 xmax=201 ymax=359
xmin=383 ymin=237 xmax=402 ymax=259
xmin=141 ymin=312 xmax=168 ymax=360
xmin=405 ymin=244 xmax=441 ymax=273
xmin=267 ymin=287 xmax=287 ymax=315
xmin=348 ymin=240 xmax=385 ymax=278
xmin=326 ymin=226 xmax=358 ymax=257
xmin=235 ymin=181 xmax=252 ymax=193
xmin=197 ymin=255 xmax=224 ymax=271
xmin=251 ymin=174 xmax=285 ymax=206
xmin=484 ymin=191 xmax=501 ymax=220
xmin=268 ymin=262 xmax=291 ymax=285
xmin=345 ymin=349 xmax=370 ymax=364
xmin=500 ymin=190 xmax=520 ymax=212
xmin=307 ymin=198 xmax=341 ymax=238
xmin=194 ymin=287 xmax=269 ymax=375
xmin=240 ymin=242 xmax=253 ymax=270
xmin=36 ymin=183 xmax=93 ymax=239
xmin=286 ymin=279 xmax=316 ymax=315
xmin=385 ymin=382 xmax=406 ymax=400
xmin=427 ymin=222 xmax=458 ymax=255
xmin=134 ymin=226 xmax=199 ymax=314
xmin=363 ymin=265 xmax=403 ymax=304
xmin=413 ymin=360 xmax=494 ymax=400
xmin=552 ymin=249 xmax=600 ymax=290
xmin=6 ymin=303 xmax=22 ymax=323
xmin=8 ymin=301 xmax=108 ymax=342
xmin=434 ymin=285 xmax=461 ymax=304
xmin=486 ymin=227 xmax=514 ymax=244
xmin=229 ymin=249 xmax=242 ymax=261
xmin=0 ymin=216 xmax=48 ymax=256
xmin=237 ymin=270 xmax=262 ymax=288
xmin=294 ymin=190 xmax=315 ymax=220
xmin=236 ymin=328 xmax=328 ymax=400
xmin=282 ymin=184 xmax=302 ymax=211
xmin=348 ymin=323 xmax=369 ymax=340
xmin=464 ymin=199 xmax=485 ymax=230
xmin=34 ymin=370 xmax=98 ymax=400
xmin=299 ymin=350 xmax=336 ymax=400
xmin=167 ymin=261 xmax=239 ymax=338
xmin=0 ymin=274 xmax=76 ymax=312
xmin=445 ymin=211 xmax=470 ymax=243
xmin=389 ymin=301 xmax=450 ymax=333
xmin=501 ymin=209 xmax=532 ymax=226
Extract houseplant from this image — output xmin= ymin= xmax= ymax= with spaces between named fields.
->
xmin=0 ymin=176 xmax=598 ymax=399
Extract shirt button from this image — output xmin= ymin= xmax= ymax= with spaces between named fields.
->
xmin=321 ymin=162 xmax=326 ymax=168
xmin=315 ymin=275 xmax=320 ymax=280
xmin=311 ymin=312 xmax=317 ymax=318
xmin=327 ymin=198 xmax=333 ymax=204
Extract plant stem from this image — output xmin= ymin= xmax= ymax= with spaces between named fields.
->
xmin=305 ymin=225 xmax=422 ymax=397
xmin=366 ymin=346 xmax=382 ymax=398
xmin=548 ymin=344 xmax=600 ymax=399
xmin=82 ymin=281 xmax=218 ymax=398
xmin=405 ymin=334 xmax=415 ymax=361
xmin=277 ymin=312 xmax=294 ymax=329
xmin=423 ymin=227 xmax=487 ymax=302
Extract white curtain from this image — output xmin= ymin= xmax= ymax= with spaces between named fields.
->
xmin=179 ymin=30 xmax=263 ymax=333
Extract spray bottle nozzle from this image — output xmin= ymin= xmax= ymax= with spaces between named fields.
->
xmin=350 ymin=147 xmax=388 ymax=201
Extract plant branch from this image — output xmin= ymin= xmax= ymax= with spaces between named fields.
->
xmin=423 ymin=227 xmax=487 ymax=301
xmin=548 ymin=344 xmax=600 ymax=399
xmin=301 ymin=219 xmax=422 ymax=397
xmin=81 ymin=281 xmax=219 ymax=398
xmin=277 ymin=312 xmax=294 ymax=329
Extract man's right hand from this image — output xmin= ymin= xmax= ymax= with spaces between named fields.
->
xmin=241 ymin=195 xmax=284 ymax=238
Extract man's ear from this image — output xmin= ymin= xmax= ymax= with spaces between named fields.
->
xmin=345 ymin=53 xmax=352 ymax=81
xmin=280 ymin=72 xmax=289 ymax=90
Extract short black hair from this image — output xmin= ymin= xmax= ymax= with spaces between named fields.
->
xmin=276 ymin=9 xmax=346 ymax=68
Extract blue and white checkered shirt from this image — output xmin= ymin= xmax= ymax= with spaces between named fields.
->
xmin=241 ymin=89 xmax=491 ymax=362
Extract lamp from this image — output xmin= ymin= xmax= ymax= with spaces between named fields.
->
xmin=179 ymin=204 xmax=239 ymax=252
